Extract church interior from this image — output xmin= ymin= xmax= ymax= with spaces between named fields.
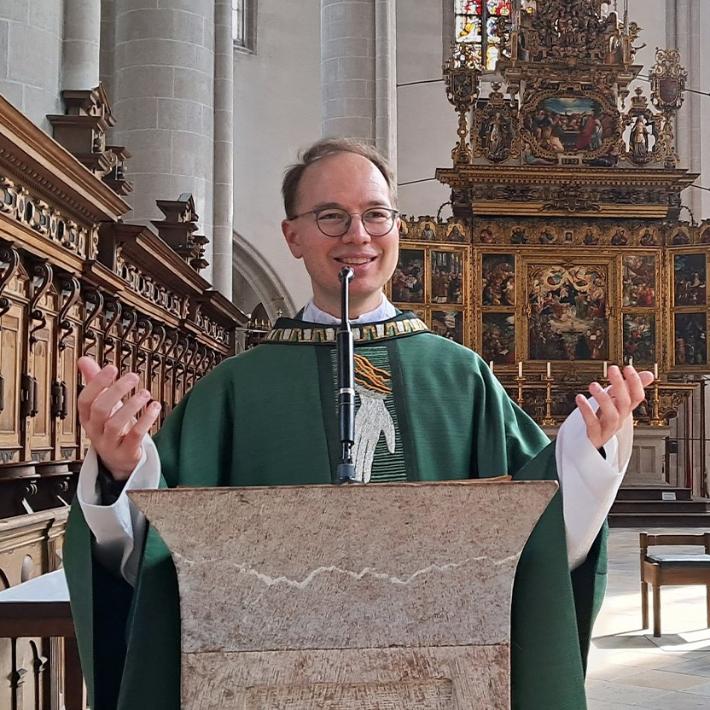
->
xmin=0 ymin=0 xmax=709 ymax=707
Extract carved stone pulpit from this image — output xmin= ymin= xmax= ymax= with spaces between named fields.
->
xmin=130 ymin=480 xmax=556 ymax=709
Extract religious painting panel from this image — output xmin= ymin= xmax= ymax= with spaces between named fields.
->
xmin=431 ymin=309 xmax=465 ymax=345
xmin=392 ymin=248 xmax=424 ymax=303
xmin=431 ymin=250 xmax=464 ymax=304
xmin=482 ymin=313 xmax=515 ymax=364
xmin=482 ymin=254 xmax=515 ymax=306
xmin=674 ymin=254 xmax=707 ymax=306
xmin=623 ymin=314 xmax=656 ymax=365
xmin=528 ymin=264 xmax=608 ymax=361
xmin=444 ymin=222 xmax=468 ymax=242
xmin=521 ymin=89 xmax=620 ymax=161
xmin=622 ymin=255 xmax=656 ymax=307
xmin=674 ymin=313 xmax=707 ymax=366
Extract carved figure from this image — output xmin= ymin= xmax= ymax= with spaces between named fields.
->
xmin=487 ymin=112 xmax=505 ymax=159
xmin=630 ymin=116 xmax=649 ymax=162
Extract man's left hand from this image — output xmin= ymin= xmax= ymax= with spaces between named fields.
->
xmin=576 ymin=365 xmax=655 ymax=450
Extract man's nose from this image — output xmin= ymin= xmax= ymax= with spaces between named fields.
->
xmin=341 ymin=215 xmax=371 ymax=244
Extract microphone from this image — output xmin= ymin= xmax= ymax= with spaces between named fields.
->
xmin=336 ymin=267 xmax=358 ymax=484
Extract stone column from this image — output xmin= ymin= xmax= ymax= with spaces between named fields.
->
xmin=113 ymin=0 xmax=215 ymax=280
xmin=673 ymin=0 xmax=702 ymax=220
xmin=63 ymin=0 xmax=101 ymax=89
xmin=375 ymin=0 xmax=397 ymax=165
xmin=100 ymin=0 xmax=116 ymax=101
xmin=212 ymin=0 xmax=234 ymax=297
xmin=321 ymin=0 xmax=397 ymax=157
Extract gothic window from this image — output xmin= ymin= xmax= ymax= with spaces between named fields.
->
xmin=232 ymin=0 xmax=255 ymax=52
xmin=454 ymin=1 xmax=536 ymax=70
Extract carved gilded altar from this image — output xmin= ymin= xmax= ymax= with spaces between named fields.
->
xmin=391 ymin=1 xmax=706 ymax=437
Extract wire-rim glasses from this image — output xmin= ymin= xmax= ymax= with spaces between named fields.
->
xmin=288 ymin=207 xmax=399 ymax=238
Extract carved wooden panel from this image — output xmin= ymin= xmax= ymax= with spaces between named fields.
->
xmin=0 ymin=305 xmax=25 ymax=462
xmin=28 ymin=319 xmax=56 ymax=461
xmin=55 ymin=325 xmax=79 ymax=459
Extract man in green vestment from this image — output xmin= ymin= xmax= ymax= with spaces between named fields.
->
xmin=64 ymin=138 xmax=652 ymax=709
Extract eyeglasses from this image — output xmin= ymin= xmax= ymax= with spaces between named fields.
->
xmin=288 ymin=207 xmax=399 ymax=238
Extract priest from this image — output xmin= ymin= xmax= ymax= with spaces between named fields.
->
xmin=64 ymin=138 xmax=653 ymax=709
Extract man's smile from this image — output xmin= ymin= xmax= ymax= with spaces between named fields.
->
xmin=334 ymin=255 xmax=378 ymax=266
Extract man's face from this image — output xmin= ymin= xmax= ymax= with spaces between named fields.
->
xmin=282 ymin=152 xmax=399 ymax=316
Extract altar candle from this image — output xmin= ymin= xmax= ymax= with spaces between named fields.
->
xmin=546 ymin=361 xmax=551 ymax=378
xmin=629 ymin=356 xmax=633 ymax=367
xmin=654 ymin=362 xmax=659 ymax=379
xmin=518 ymin=361 xmax=523 ymax=377
xmin=489 ymin=360 xmax=494 ymax=374
xmin=603 ymin=361 xmax=608 ymax=378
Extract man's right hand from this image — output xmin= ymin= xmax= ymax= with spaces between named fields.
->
xmin=77 ymin=357 xmax=162 ymax=481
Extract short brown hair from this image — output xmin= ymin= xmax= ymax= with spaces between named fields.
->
xmin=282 ymin=138 xmax=397 ymax=218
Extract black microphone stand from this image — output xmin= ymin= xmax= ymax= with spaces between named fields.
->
xmin=336 ymin=268 xmax=358 ymax=484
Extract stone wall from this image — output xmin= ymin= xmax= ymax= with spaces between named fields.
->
xmin=0 ymin=0 xmax=64 ymax=131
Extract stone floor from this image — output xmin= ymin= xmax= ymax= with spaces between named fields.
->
xmin=586 ymin=528 xmax=710 ymax=709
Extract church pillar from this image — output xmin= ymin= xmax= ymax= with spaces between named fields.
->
xmin=320 ymin=0 xmax=397 ymax=160
xmin=212 ymin=0 xmax=234 ymax=297
xmin=375 ymin=0 xmax=397 ymax=165
xmin=113 ymin=0 xmax=215 ymax=280
xmin=62 ymin=0 xmax=101 ymax=89
xmin=673 ymin=0 xmax=702 ymax=220
xmin=100 ymin=0 xmax=116 ymax=102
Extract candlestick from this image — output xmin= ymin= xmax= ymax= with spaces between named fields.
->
xmin=518 ymin=361 xmax=523 ymax=377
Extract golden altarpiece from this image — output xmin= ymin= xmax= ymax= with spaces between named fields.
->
xmin=390 ymin=0 xmax=708 ymax=497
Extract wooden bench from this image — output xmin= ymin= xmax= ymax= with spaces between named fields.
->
xmin=0 ymin=570 xmax=84 ymax=709
xmin=640 ymin=532 xmax=710 ymax=637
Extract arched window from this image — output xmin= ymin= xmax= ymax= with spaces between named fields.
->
xmin=232 ymin=0 xmax=256 ymax=52
xmin=454 ymin=1 xmax=537 ymax=70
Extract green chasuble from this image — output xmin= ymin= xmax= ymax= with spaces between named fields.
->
xmin=64 ymin=312 xmax=607 ymax=710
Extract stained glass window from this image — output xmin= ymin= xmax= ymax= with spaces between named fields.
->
xmin=455 ymin=0 xmax=536 ymax=71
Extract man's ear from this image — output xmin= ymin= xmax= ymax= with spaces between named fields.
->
xmin=282 ymin=219 xmax=303 ymax=259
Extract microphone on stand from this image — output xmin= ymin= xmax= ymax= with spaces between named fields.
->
xmin=336 ymin=267 xmax=358 ymax=484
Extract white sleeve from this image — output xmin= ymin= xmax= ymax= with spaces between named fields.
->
xmin=77 ymin=435 xmax=161 ymax=586
xmin=555 ymin=397 xmax=633 ymax=570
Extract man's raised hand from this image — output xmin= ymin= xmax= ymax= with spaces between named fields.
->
xmin=576 ymin=365 xmax=654 ymax=450
xmin=77 ymin=357 xmax=161 ymax=481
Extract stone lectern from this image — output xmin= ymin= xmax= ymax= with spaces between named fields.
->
xmin=130 ymin=480 xmax=557 ymax=709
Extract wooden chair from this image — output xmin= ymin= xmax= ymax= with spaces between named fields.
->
xmin=640 ymin=532 xmax=710 ymax=637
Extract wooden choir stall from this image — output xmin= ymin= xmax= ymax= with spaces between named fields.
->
xmin=0 ymin=90 xmax=245 ymax=710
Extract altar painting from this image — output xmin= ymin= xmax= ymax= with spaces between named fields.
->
xmin=482 ymin=254 xmax=515 ymax=305
xmin=623 ymin=315 xmax=656 ymax=364
xmin=674 ymin=314 xmax=707 ymax=365
xmin=525 ymin=95 xmax=616 ymax=154
xmin=674 ymin=254 xmax=707 ymax=306
xmin=483 ymin=313 xmax=515 ymax=364
xmin=432 ymin=310 xmax=465 ymax=345
xmin=431 ymin=251 xmax=463 ymax=304
xmin=392 ymin=249 xmax=424 ymax=303
xmin=623 ymin=256 xmax=656 ymax=307
xmin=528 ymin=265 xmax=608 ymax=361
